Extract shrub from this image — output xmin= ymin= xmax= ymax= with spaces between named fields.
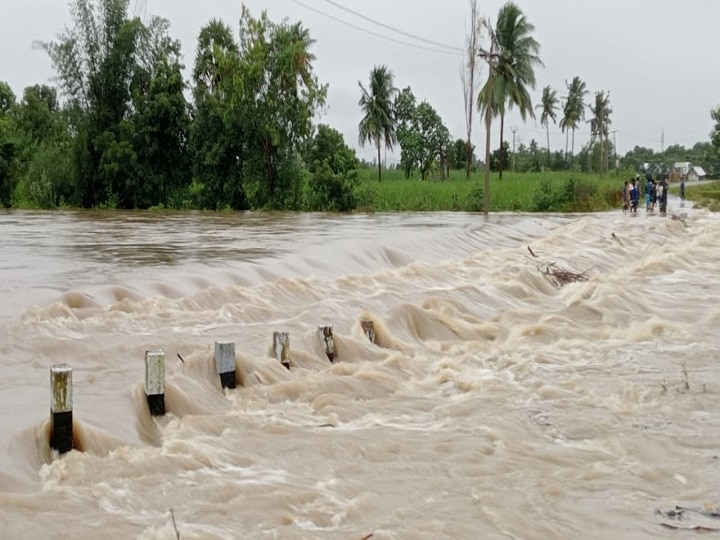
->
xmin=466 ymin=182 xmax=484 ymax=211
xmin=306 ymin=160 xmax=357 ymax=211
xmin=533 ymin=179 xmax=560 ymax=211
xmin=354 ymin=179 xmax=377 ymax=212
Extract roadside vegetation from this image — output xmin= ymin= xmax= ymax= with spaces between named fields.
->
xmin=682 ymin=180 xmax=720 ymax=211
xmin=360 ymin=169 xmax=623 ymax=213
xmin=1 ymin=0 xmax=719 ymax=213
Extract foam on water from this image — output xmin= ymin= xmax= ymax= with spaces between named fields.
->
xmin=1 ymin=205 xmax=719 ymax=538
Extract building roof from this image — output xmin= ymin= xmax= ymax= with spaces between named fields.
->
xmin=690 ymin=166 xmax=707 ymax=177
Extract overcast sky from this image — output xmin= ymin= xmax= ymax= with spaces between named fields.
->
xmin=3 ymin=0 xmax=719 ymax=164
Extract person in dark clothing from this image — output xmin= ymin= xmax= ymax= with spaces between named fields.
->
xmin=645 ymin=177 xmax=654 ymax=212
xmin=680 ymin=179 xmax=686 ymax=205
xmin=629 ymin=178 xmax=639 ymax=214
xmin=659 ymin=177 xmax=669 ymax=214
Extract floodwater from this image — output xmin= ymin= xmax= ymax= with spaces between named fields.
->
xmin=1 ymin=201 xmax=719 ymax=539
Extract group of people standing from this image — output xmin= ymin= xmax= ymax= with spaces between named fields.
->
xmin=623 ymin=172 xmax=674 ymax=215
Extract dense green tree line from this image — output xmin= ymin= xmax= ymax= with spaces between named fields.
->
xmin=1 ymin=0 xmax=718 ymax=212
xmin=0 ymin=0 xmax=344 ymax=210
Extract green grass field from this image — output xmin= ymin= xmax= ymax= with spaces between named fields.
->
xmin=681 ymin=180 xmax=720 ymax=211
xmin=356 ymin=168 xmax=628 ymax=212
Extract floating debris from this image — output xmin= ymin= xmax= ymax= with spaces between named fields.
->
xmin=656 ymin=505 xmax=720 ymax=531
xmin=526 ymin=246 xmax=591 ymax=287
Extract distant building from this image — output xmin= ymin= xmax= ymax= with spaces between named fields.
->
xmin=686 ymin=166 xmax=707 ymax=182
xmin=673 ymin=162 xmax=692 ymax=177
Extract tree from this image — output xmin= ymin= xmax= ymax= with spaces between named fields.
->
xmin=711 ymin=106 xmax=720 ymax=155
xmin=189 ymin=19 xmax=244 ymax=209
xmin=560 ymin=76 xmax=588 ymax=161
xmin=0 ymin=82 xmax=17 ymax=206
xmin=394 ymin=87 xmax=451 ymax=180
xmin=131 ymin=55 xmax=190 ymax=208
xmin=38 ymin=0 xmax=189 ymax=208
xmin=477 ymin=16 xmax=499 ymax=215
xmin=193 ymin=19 xmax=238 ymax=96
xmin=394 ymin=86 xmax=419 ymax=179
xmin=478 ymin=2 xmax=542 ymax=180
xmin=188 ymin=10 xmax=326 ymax=210
xmin=0 ymin=82 xmax=15 ymax=115
xmin=233 ymin=8 xmax=327 ymax=209
xmin=414 ymin=101 xmax=451 ymax=179
xmin=358 ymin=65 xmax=397 ymax=182
xmin=452 ymin=138 xmax=475 ymax=171
xmin=13 ymin=84 xmax=73 ymax=208
xmin=304 ymin=124 xmax=358 ymax=175
xmin=461 ymin=0 xmax=481 ymax=180
xmin=536 ymin=85 xmax=558 ymax=168
xmin=490 ymin=141 xmax=510 ymax=172
xmin=588 ymin=90 xmax=612 ymax=174
xmin=15 ymin=85 xmax=61 ymax=144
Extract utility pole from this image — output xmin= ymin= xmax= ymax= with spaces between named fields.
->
xmin=661 ymin=128 xmax=665 ymax=153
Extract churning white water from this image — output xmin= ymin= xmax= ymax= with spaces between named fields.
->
xmin=1 ymin=201 xmax=720 ymax=539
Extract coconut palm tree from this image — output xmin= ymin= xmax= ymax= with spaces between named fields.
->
xmin=358 ymin=65 xmax=397 ymax=181
xmin=477 ymin=2 xmax=542 ymax=180
xmin=562 ymin=76 xmax=588 ymax=161
xmin=281 ymin=22 xmax=317 ymax=93
xmin=535 ymin=85 xmax=558 ymax=167
xmin=588 ymin=90 xmax=612 ymax=174
xmin=559 ymin=99 xmax=570 ymax=161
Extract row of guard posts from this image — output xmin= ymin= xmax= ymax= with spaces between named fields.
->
xmin=49 ymin=320 xmax=376 ymax=454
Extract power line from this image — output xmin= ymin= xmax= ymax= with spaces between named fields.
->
xmin=290 ymin=0 xmax=461 ymax=57
xmin=320 ymin=0 xmax=463 ymax=53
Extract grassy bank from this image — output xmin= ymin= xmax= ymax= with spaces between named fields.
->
xmin=357 ymin=168 xmax=626 ymax=212
xmin=681 ymin=180 xmax=720 ymax=211
xmin=8 ymin=168 xmax=642 ymax=213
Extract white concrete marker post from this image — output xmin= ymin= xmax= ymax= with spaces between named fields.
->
xmin=318 ymin=324 xmax=335 ymax=362
xmin=214 ymin=341 xmax=237 ymax=389
xmin=273 ymin=331 xmax=290 ymax=370
xmin=50 ymin=364 xmax=73 ymax=454
xmin=144 ymin=350 xmax=165 ymax=416
xmin=361 ymin=320 xmax=375 ymax=344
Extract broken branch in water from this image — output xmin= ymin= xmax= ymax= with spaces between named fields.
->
xmin=170 ymin=508 xmax=180 ymax=539
xmin=542 ymin=265 xmax=589 ymax=286
xmin=535 ymin=260 xmax=590 ymax=287
xmin=525 ymin=246 xmax=590 ymax=286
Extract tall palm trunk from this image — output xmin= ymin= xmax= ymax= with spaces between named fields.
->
xmin=465 ymin=140 xmax=472 ymax=179
xmin=482 ymin=62 xmax=495 ymax=216
xmin=376 ymin=139 xmax=382 ymax=181
xmin=498 ymin=113 xmax=505 ymax=180
xmin=571 ymin=128 xmax=575 ymax=160
xmin=603 ymin=135 xmax=609 ymax=174
xmin=546 ymin=123 xmax=550 ymax=168
xmin=564 ymin=130 xmax=568 ymax=161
